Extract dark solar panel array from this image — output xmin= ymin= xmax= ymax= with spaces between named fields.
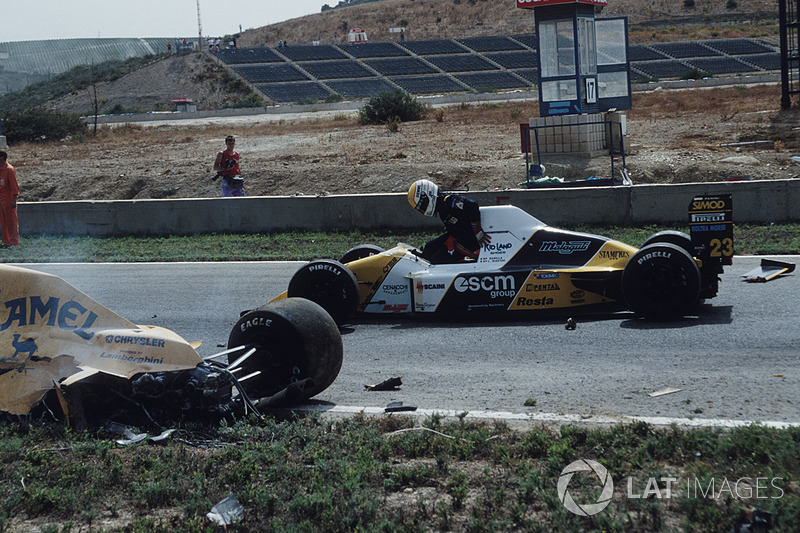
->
xmin=458 ymin=36 xmax=525 ymax=52
xmin=701 ymin=38 xmax=775 ymax=55
xmin=628 ymin=45 xmax=669 ymax=62
xmin=426 ymin=54 xmax=497 ymax=72
xmin=650 ymin=41 xmax=721 ymax=59
xmin=365 ymin=57 xmax=438 ymax=76
xmin=256 ymin=82 xmax=332 ymax=102
xmin=511 ymin=34 xmax=538 ymax=50
xmin=326 ymin=78 xmax=398 ymax=98
xmin=390 ymin=75 xmax=467 ymax=94
xmin=340 ymin=42 xmax=409 ymax=58
xmin=456 ymin=71 xmax=533 ymax=90
xmin=400 ymin=39 xmax=468 ymax=55
xmin=233 ymin=64 xmax=308 ymax=83
xmin=279 ymin=44 xmax=348 ymax=61
xmin=513 ymin=68 xmax=539 ymax=84
xmin=631 ymin=60 xmax=694 ymax=80
xmin=485 ymin=51 xmax=537 ymax=69
xmin=686 ymin=56 xmax=755 ymax=75
xmin=213 ymin=47 xmax=284 ymax=64
xmin=742 ymin=52 xmax=782 ymax=71
xmin=300 ymin=60 xmax=375 ymax=79
xmin=212 ymin=35 xmax=779 ymax=101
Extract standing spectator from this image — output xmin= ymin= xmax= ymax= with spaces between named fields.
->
xmin=167 ymin=41 xmax=172 ymax=54
xmin=213 ymin=135 xmax=245 ymax=197
xmin=0 ymin=150 xmax=20 ymax=247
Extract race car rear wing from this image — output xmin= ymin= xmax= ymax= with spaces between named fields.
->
xmin=688 ymin=194 xmax=733 ymax=266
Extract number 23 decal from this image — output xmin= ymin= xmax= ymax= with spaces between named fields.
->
xmin=710 ymin=238 xmax=733 ymax=257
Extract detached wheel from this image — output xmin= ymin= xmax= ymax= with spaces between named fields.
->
xmin=622 ymin=243 xmax=701 ymax=319
xmin=641 ymin=230 xmax=693 ymax=256
xmin=227 ymin=298 xmax=343 ymax=405
xmin=287 ymin=259 xmax=359 ymax=325
xmin=339 ymin=244 xmax=384 ymax=264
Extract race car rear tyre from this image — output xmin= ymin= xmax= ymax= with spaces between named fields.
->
xmin=287 ymin=259 xmax=359 ymax=326
xmin=622 ymin=243 xmax=701 ymax=319
xmin=339 ymin=244 xmax=384 ymax=264
xmin=227 ymin=297 xmax=343 ymax=406
xmin=640 ymin=230 xmax=693 ymax=256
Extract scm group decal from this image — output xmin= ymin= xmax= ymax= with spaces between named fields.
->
xmin=437 ymin=272 xmax=528 ymax=312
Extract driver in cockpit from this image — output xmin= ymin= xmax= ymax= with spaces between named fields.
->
xmin=407 ymin=179 xmax=491 ymax=264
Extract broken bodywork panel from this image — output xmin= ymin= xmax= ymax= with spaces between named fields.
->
xmin=0 ymin=265 xmax=343 ymax=426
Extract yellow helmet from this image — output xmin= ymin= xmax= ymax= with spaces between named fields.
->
xmin=407 ymin=179 xmax=439 ymax=217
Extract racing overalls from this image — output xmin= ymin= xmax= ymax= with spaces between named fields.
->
xmin=0 ymin=160 xmax=20 ymax=246
xmin=421 ymin=194 xmax=482 ymax=264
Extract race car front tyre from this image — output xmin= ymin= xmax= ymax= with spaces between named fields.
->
xmin=227 ymin=297 xmax=343 ymax=407
xmin=622 ymin=243 xmax=701 ymax=319
xmin=640 ymin=230 xmax=693 ymax=256
xmin=287 ymin=259 xmax=359 ymax=326
xmin=339 ymin=244 xmax=384 ymax=264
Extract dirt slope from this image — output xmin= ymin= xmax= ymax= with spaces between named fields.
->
xmin=12 ymin=0 xmax=799 ymax=204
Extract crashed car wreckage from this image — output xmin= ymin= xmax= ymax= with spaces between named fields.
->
xmin=277 ymin=194 xmax=734 ymax=324
xmin=0 ymin=265 xmax=343 ymax=428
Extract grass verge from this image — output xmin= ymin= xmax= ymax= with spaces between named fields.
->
xmin=0 ymin=223 xmax=798 ymax=263
xmin=0 ymin=415 xmax=797 ymax=532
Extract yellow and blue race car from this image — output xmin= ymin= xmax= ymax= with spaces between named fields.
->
xmin=277 ymin=194 xmax=733 ymax=324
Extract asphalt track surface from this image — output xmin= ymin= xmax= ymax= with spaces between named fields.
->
xmin=23 ymin=256 xmax=799 ymax=428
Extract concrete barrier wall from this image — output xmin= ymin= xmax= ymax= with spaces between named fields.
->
xmin=18 ymin=179 xmax=799 ymax=236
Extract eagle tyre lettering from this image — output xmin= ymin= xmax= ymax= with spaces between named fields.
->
xmin=622 ymin=243 xmax=701 ymax=319
xmin=288 ymin=259 xmax=359 ymax=326
xmin=227 ymin=298 xmax=343 ymax=405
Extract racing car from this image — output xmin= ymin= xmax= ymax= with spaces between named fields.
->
xmin=276 ymin=194 xmax=733 ymax=323
xmin=0 ymin=265 xmax=343 ymax=427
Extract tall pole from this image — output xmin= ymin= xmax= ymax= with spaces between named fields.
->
xmin=779 ymin=0 xmax=790 ymax=109
xmin=197 ymin=0 xmax=203 ymax=51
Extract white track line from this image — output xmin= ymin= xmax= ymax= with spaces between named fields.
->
xmin=293 ymin=404 xmax=800 ymax=429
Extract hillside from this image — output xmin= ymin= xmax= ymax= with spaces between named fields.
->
xmin=9 ymin=0 xmax=798 ymax=206
xmin=238 ymin=0 xmax=780 ymax=47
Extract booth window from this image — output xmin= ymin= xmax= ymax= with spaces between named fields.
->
xmin=540 ymin=19 xmax=576 ymax=78
xmin=577 ymin=17 xmax=597 ymax=76
xmin=541 ymin=79 xmax=578 ymax=102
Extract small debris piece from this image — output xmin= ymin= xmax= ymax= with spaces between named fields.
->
xmin=649 ymin=387 xmax=681 ymax=397
xmin=365 ymin=376 xmax=402 ymax=391
xmin=116 ymin=432 xmax=148 ymax=446
xmin=385 ymin=401 xmax=417 ymax=413
xmin=150 ymin=429 xmax=177 ymax=443
xmin=565 ymin=317 xmax=576 ymax=330
xmin=743 ymin=259 xmax=796 ymax=283
xmin=770 ymin=374 xmax=784 ymax=378
xmin=207 ymin=494 xmax=244 ymax=527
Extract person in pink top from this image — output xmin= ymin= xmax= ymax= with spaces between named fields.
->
xmin=0 ymin=150 xmax=20 ymax=246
